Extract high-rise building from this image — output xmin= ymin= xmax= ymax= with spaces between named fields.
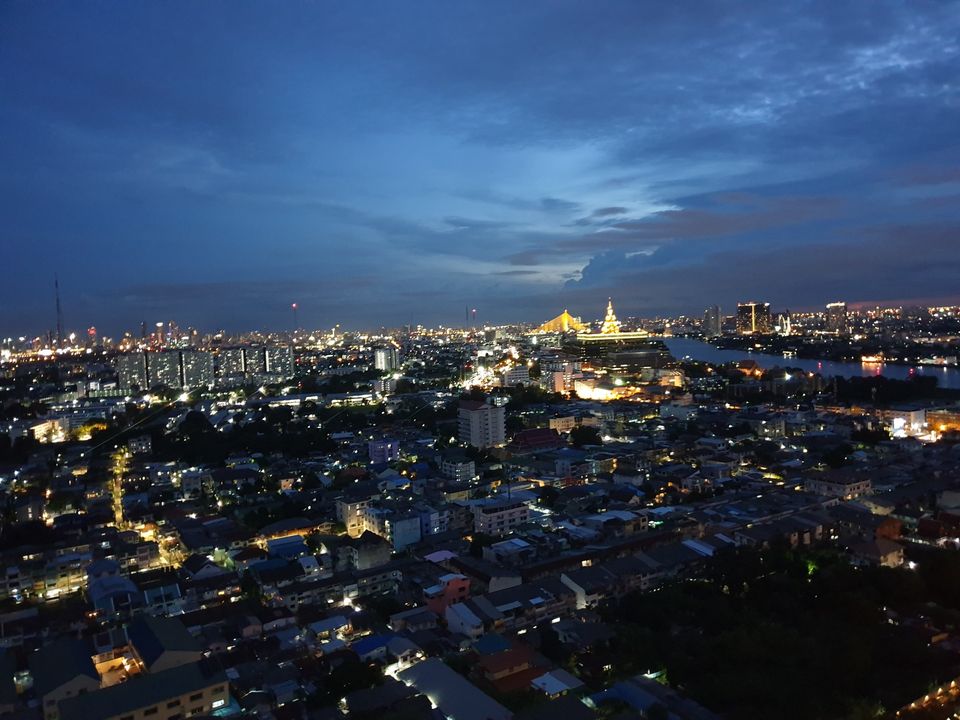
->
xmin=148 ymin=351 xmax=183 ymax=389
xmin=826 ymin=302 xmax=848 ymax=334
xmin=117 ymin=352 xmax=148 ymax=390
xmin=777 ymin=311 xmax=792 ymax=335
xmin=374 ymin=346 xmax=400 ymax=372
xmin=702 ymin=305 xmax=722 ymax=337
xmin=458 ymin=400 xmax=506 ymax=449
xmin=736 ymin=302 xmax=773 ymax=335
xmin=181 ymin=350 xmax=214 ymax=389
xmin=217 ymin=347 xmax=245 ymax=377
xmin=243 ymin=347 xmax=267 ymax=375
xmin=265 ymin=345 xmax=294 ymax=377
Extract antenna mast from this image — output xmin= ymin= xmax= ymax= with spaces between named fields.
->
xmin=54 ymin=274 xmax=64 ymax=347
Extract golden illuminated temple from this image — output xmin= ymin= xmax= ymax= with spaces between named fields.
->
xmin=599 ymin=298 xmax=622 ymax=334
xmin=578 ymin=298 xmax=649 ymax=343
xmin=535 ymin=309 xmax=588 ymax=333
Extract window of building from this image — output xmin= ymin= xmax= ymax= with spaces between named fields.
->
xmin=167 ymin=700 xmax=181 ymax=708
xmin=189 ymin=693 xmax=203 ymax=702
xmin=144 ymin=708 xmax=158 ymax=716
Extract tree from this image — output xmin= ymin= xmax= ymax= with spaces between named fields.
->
xmin=570 ymin=425 xmax=602 ymax=447
xmin=469 ymin=532 xmax=496 ymax=557
xmin=647 ymin=704 xmax=670 ymax=720
xmin=538 ymin=486 xmax=560 ymax=508
xmin=239 ymin=570 xmax=261 ymax=602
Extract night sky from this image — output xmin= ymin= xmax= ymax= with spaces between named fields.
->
xmin=2 ymin=1 xmax=960 ymax=335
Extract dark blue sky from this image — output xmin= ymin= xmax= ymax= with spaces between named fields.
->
xmin=2 ymin=1 xmax=960 ymax=335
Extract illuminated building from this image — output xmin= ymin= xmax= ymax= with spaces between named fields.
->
xmin=180 ymin=350 xmax=214 ymax=389
xmin=569 ymin=299 xmax=655 ymax=361
xmin=500 ymin=365 xmax=530 ymax=386
xmin=471 ymin=498 xmax=529 ymax=536
xmin=243 ymin=346 xmax=267 ymax=375
xmin=575 ymin=298 xmax=649 ymax=344
xmin=374 ymin=346 xmax=400 ymax=371
xmin=148 ymin=351 xmax=182 ymax=389
xmin=599 ymin=298 xmax=622 ymax=334
xmin=702 ymin=305 xmax=722 ymax=336
xmin=265 ymin=345 xmax=294 ymax=377
xmin=458 ymin=400 xmax=505 ymax=448
xmin=776 ymin=311 xmax=792 ymax=335
xmin=217 ymin=347 xmax=245 ymax=377
xmin=826 ymin=301 xmax=848 ymax=334
xmin=534 ymin=309 xmax=587 ymax=333
xmin=117 ymin=352 xmax=148 ymax=390
xmin=736 ymin=302 xmax=773 ymax=335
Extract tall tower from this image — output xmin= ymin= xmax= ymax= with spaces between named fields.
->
xmin=826 ymin=302 xmax=848 ymax=334
xmin=703 ymin=305 xmax=721 ymax=337
xmin=600 ymin=298 xmax=622 ymax=334
xmin=54 ymin=274 xmax=64 ymax=347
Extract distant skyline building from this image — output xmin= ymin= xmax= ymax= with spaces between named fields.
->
xmin=265 ymin=345 xmax=294 ymax=377
xmin=826 ymin=301 xmax=848 ymax=334
xmin=117 ymin=352 xmax=148 ymax=390
xmin=777 ymin=311 xmax=792 ymax=335
xmin=217 ymin=347 xmax=245 ymax=377
xmin=736 ymin=302 xmax=773 ymax=335
xmin=702 ymin=305 xmax=722 ymax=337
xmin=181 ymin=350 xmax=214 ymax=389
xmin=243 ymin=347 xmax=267 ymax=375
xmin=374 ymin=346 xmax=400 ymax=372
xmin=149 ymin=350 xmax=183 ymax=389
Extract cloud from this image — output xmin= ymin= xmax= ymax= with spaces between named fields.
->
xmin=591 ymin=206 xmax=628 ymax=217
xmin=444 ymin=216 xmax=518 ymax=230
xmin=556 ymin=223 xmax=960 ymax=316
xmin=1 ymin=1 xmax=960 ymax=332
xmin=540 ymin=197 xmax=580 ymax=213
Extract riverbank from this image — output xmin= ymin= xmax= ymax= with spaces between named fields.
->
xmin=663 ymin=337 xmax=960 ymax=391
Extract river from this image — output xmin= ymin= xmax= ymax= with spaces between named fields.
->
xmin=663 ymin=337 xmax=960 ymax=390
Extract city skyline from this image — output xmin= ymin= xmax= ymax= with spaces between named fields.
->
xmin=3 ymin=2 xmax=960 ymax=334
xmin=5 ymin=288 xmax=960 ymax=341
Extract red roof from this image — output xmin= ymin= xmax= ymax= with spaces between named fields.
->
xmin=509 ymin=428 xmax=563 ymax=451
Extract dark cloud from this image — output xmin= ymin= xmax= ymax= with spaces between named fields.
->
xmin=557 ymin=223 xmax=960 ymax=317
xmin=591 ymin=207 xmax=628 ymax=217
xmin=540 ymin=197 xmax=580 ymax=213
xmin=504 ymin=251 xmax=544 ymax=266
xmin=444 ymin=217 xmax=517 ymax=230
xmin=1 ymin=1 xmax=959 ymax=332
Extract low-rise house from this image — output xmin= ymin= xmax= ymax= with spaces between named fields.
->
xmin=397 ymin=657 xmax=513 ymax=720
xmin=851 ymin=538 xmax=904 ymax=568
xmin=29 ymin=638 xmax=100 ymax=720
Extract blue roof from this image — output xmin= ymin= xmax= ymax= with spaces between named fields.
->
xmin=473 ymin=633 xmax=511 ymax=656
xmin=249 ymin=557 xmax=288 ymax=573
xmin=266 ymin=535 xmax=308 ymax=559
xmin=351 ymin=634 xmax=393 ymax=655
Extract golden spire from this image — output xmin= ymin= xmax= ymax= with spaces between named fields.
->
xmin=600 ymin=297 xmax=621 ymax=334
